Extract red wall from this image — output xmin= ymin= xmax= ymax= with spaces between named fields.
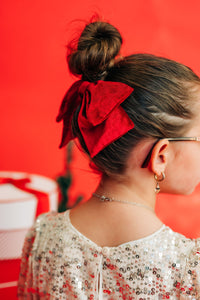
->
xmin=1 ymin=0 xmax=200 ymax=237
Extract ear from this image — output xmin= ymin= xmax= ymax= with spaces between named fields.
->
xmin=149 ymin=139 xmax=169 ymax=175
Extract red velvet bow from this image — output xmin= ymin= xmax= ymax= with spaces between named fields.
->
xmin=0 ymin=176 xmax=50 ymax=216
xmin=56 ymin=80 xmax=134 ymax=157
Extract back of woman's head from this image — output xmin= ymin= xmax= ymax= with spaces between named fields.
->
xmin=68 ymin=20 xmax=200 ymax=180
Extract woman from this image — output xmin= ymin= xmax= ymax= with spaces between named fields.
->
xmin=18 ymin=20 xmax=200 ymax=299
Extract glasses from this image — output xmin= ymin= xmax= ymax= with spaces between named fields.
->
xmin=141 ymin=137 xmax=200 ymax=168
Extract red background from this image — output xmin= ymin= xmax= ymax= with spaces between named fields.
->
xmin=1 ymin=0 xmax=200 ymax=237
xmin=1 ymin=1 xmax=200 ymax=298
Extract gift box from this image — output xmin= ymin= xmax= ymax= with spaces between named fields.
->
xmin=0 ymin=171 xmax=59 ymax=299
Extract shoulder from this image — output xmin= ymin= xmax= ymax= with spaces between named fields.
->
xmin=166 ymin=226 xmax=200 ymax=249
xmin=21 ymin=212 xmax=60 ymax=247
xmin=18 ymin=211 xmax=67 ymax=298
xmin=21 ymin=211 xmax=67 ymax=253
xmin=174 ymin=233 xmax=200 ymax=296
xmin=157 ymin=224 xmax=200 ymax=259
xmin=155 ymin=226 xmax=200 ymax=296
xmin=34 ymin=211 xmax=63 ymax=229
xmin=32 ymin=211 xmax=68 ymax=241
xmin=157 ymin=225 xmax=198 ymax=258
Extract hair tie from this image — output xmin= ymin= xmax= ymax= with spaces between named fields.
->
xmin=56 ymin=80 xmax=134 ymax=157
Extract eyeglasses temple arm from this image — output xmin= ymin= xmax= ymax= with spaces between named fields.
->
xmin=141 ymin=139 xmax=160 ymax=168
xmin=167 ymin=137 xmax=199 ymax=141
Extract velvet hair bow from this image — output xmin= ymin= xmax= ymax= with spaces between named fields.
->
xmin=56 ymin=80 xmax=134 ymax=157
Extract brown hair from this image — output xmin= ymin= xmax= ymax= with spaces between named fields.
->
xmin=68 ymin=21 xmax=200 ymax=179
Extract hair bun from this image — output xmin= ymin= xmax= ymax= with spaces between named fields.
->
xmin=67 ymin=21 xmax=122 ymax=81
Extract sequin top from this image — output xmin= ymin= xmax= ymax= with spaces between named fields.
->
xmin=18 ymin=210 xmax=200 ymax=299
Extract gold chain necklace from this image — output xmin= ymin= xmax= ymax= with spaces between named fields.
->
xmin=92 ymin=192 xmax=155 ymax=213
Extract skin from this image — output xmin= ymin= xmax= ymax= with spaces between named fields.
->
xmin=70 ymin=88 xmax=200 ymax=247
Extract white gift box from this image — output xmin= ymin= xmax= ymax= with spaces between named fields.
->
xmin=0 ymin=171 xmax=59 ymax=259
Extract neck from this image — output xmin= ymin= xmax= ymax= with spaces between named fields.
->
xmin=92 ymin=173 xmax=157 ymax=211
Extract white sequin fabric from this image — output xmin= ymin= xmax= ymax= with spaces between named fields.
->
xmin=18 ymin=210 xmax=200 ymax=299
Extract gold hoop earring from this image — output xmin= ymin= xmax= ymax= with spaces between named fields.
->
xmin=154 ymin=172 xmax=165 ymax=193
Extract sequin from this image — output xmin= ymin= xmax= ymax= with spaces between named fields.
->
xmin=18 ymin=210 xmax=200 ymax=299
